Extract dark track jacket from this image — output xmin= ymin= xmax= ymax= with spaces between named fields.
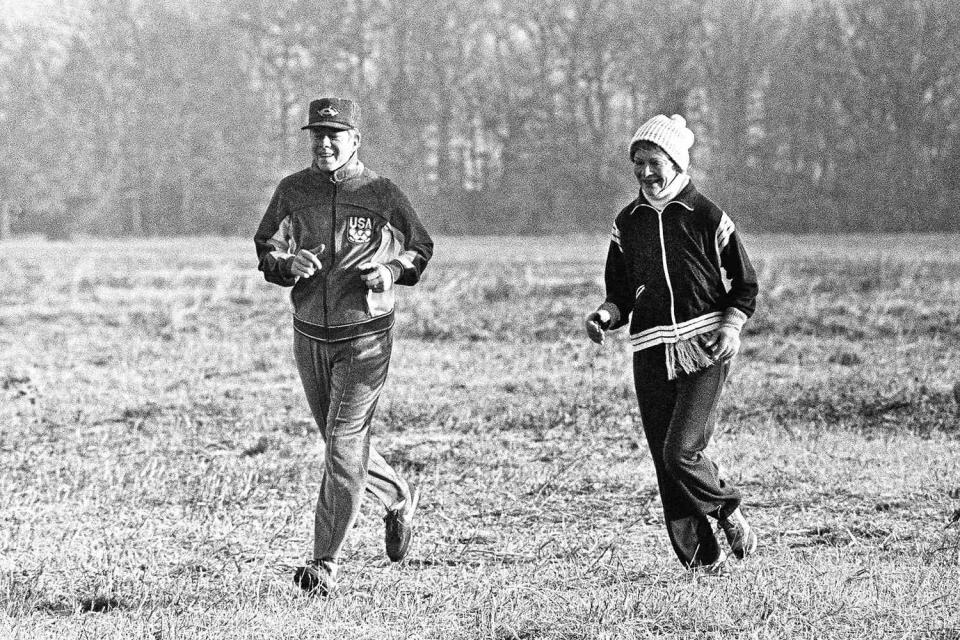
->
xmin=254 ymin=159 xmax=433 ymax=342
xmin=601 ymin=181 xmax=758 ymax=353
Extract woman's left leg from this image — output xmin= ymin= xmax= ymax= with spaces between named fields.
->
xmin=635 ymin=347 xmax=722 ymax=567
xmin=662 ymin=359 xmax=742 ymax=522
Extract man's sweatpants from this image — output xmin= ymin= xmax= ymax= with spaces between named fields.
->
xmin=293 ymin=329 xmax=410 ymax=565
xmin=633 ymin=344 xmax=742 ymax=567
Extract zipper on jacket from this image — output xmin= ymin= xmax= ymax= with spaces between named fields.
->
xmin=656 ymin=209 xmax=680 ymax=337
xmin=322 ymin=180 xmax=339 ymax=326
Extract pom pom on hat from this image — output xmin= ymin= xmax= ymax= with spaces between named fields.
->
xmin=629 ymin=114 xmax=695 ymax=172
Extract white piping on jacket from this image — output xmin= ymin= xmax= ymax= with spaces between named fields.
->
xmin=656 ymin=209 xmax=681 ymax=340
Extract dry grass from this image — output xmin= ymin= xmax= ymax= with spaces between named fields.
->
xmin=0 ymin=234 xmax=959 ymax=639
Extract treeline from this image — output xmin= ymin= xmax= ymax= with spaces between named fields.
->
xmin=1 ymin=0 xmax=958 ymax=237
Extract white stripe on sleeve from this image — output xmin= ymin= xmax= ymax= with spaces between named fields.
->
xmin=611 ymin=223 xmax=621 ymax=249
xmin=716 ymin=211 xmax=735 ymax=253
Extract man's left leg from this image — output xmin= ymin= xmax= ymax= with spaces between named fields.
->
xmin=312 ymin=331 xmax=416 ymax=567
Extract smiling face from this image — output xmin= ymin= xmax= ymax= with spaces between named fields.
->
xmin=631 ymin=142 xmax=680 ymax=197
xmin=310 ymin=126 xmax=360 ymax=172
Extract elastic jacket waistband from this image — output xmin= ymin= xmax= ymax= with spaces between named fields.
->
xmin=293 ymin=313 xmax=394 ymax=342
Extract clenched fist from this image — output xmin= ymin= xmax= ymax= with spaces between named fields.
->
xmin=358 ymin=262 xmax=393 ymax=292
xmin=702 ymin=326 xmax=741 ymax=361
xmin=291 ymin=246 xmax=324 ymax=278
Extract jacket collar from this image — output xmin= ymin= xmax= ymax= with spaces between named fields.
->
xmin=312 ymin=154 xmax=365 ymax=183
xmin=634 ymin=179 xmax=697 ymax=213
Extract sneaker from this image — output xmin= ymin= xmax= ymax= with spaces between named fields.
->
xmin=384 ymin=487 xmax=420 ymax=562
xmin=719 ymin=507 xmax=757 ymax=559
xmin=293 ymin=559 xmax=337 ymax=596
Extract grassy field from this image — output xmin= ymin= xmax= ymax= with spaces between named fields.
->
xmin=1 ymin=234 xmax=959 ymax=639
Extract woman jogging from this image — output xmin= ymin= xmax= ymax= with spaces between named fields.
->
xmin=584 ymin=114 xmax=759 ymax=572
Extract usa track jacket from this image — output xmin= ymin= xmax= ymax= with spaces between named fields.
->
xmin=599 ymin=181 xmax=758 ymax=377
xmin=254 ymin=159 xmax=433 ymax=342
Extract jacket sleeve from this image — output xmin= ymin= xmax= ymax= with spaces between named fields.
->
xmin=254 ymin=185 xmax=298 ymax=287
xmin=715 ymin=211 xmax=758 ymax=318
xmin=601 ymin=221 xmax=632 ymax=330
xmin=385 ymin=187 xmax=433 ymax=286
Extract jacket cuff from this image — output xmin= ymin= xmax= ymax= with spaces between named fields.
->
xmin=385 ymin=261 xmax=403 ymax=286
xmin=281 ymin=255 xmax=297 ymax=278
xmin=720 ymin=307 xmax=748 ymax=332
xmin=598 ymin=302 xmax=622 ymax=330
xmin=261 ymin=255 xmax=298 ymax=286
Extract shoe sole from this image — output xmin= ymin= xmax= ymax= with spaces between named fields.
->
xmin=407 ymin=486 xmax=421 ymax=525
xmin=399 ymin=485 xmax=421 ymax=558
xmin=744 ymin=528 xmax=757 ymax=556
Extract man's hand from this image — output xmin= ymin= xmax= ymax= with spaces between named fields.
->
xmin=291 ymin=246 xmax=324 ymax=278
xmin=358 ymin=262 xmax=393 ymax=292
xmin=703 ymin=326 xmax=741 ymax=361
xmin=584 ymin=309 xmax=611 ymax=345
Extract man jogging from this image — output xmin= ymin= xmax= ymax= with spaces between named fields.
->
xmin=254 ymin=97 xmax=434 ymax=595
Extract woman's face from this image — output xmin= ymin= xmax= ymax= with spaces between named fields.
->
xmin=632 ymin=145 xmax=679 ymax=197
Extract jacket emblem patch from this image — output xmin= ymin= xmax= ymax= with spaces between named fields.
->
xmin=347 ymin=217 xmax=373 ymax=243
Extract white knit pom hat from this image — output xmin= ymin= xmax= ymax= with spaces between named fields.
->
xmin=628 ymin=114 xmax=695 ymax=172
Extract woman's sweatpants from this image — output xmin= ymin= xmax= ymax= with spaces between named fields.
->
xmin=633 ymin=344 xmax=742 ymax=567
xmin=293 ymin=329 xmax=410 ymax=565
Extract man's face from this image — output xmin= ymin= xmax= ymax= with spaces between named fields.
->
xmin=310 ymin=127 xmax=360 ymax=172
xmin=632 ymin=145 xmax=679 ymax=197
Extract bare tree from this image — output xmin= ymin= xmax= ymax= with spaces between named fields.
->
xmin=2 ymin=0 xmax=959 ymax=235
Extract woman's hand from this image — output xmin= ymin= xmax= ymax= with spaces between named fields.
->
xmin=703 ymin=326 xmax=741 ymax=361
xmin=584 ymin=309 xmax=611 ymax=345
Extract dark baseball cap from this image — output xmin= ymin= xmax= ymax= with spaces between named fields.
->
xmin=301 ymin=97 xmax=360 ymax=131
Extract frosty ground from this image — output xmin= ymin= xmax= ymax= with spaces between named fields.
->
xmin=1 ymin=234 xmax=958 ymax=639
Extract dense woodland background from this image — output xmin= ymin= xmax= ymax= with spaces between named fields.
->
xmin=1 ymin=0 xmax=959 ymax=237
